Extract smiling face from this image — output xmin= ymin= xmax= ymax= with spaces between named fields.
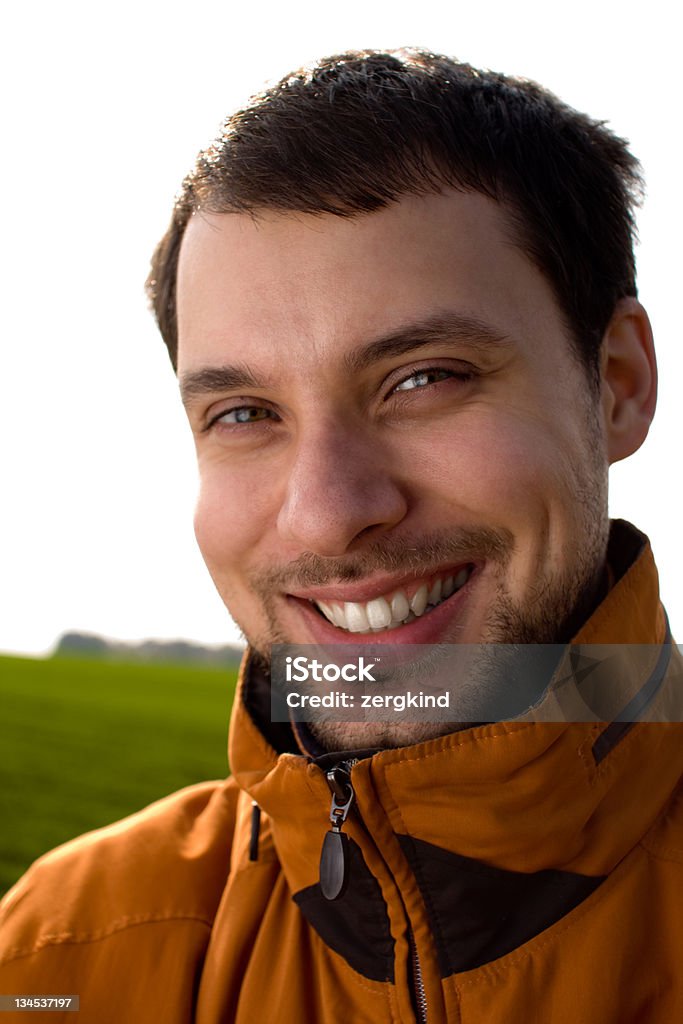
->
xmin=176 ymin=190 xmax=611 ymax=748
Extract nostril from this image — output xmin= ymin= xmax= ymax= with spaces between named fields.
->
xmin=354 ymin=522 xmax=392 ymax=542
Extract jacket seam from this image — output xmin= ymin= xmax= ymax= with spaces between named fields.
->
xmin=384 ymin=726 xmax=596 ymax=796
xmin=387 ymin=984 xmax=402 ymax=1024
xmin=0 ymin=912 xmax=213 ymax=966
xmin=453 ymin=842 xmax=644 ymax=989
xmin=315 ymin=931 xmax=396 ymax=1001
xmin=384 ymin=793 xmax=450 ymax=1012
xmin=396 ymin=832 xmax=449 ymax=977
xmin=383 ymin=724 xmax=538 ymax=770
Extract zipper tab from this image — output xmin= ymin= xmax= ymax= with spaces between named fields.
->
xmin=320 ymin=762 xmax=355 ymax=900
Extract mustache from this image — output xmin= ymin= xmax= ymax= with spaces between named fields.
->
xmin=250 ymin=526 xmax=514 ymax=592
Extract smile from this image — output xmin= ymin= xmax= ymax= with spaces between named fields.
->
xmin=309 ymin=566 xmax=473 ymax=633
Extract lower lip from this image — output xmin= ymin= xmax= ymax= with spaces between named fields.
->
xmin=288 ymin=572 xmax=477 ymax=646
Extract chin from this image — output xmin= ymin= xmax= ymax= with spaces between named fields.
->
xmin=308 ymin=719 xmax=470 ymax=752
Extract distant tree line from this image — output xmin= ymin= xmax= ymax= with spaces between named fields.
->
xmin=53 ymin=632 xmax=244 ymax=668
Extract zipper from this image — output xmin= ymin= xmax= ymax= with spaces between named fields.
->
xmin=408 ymin=927 xmax=428 ymax=1024
xmin=320 ymin=760 xmax=428 ymax=1021
xmin=319 ymin=759 xmax=357 ymax=900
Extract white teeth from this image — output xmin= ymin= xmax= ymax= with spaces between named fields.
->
xmin=453 ymin=567 xmax=469 ymax=589
xmin=390 ymin=591 xmax=410 ymax=621
xmin=345 ymin=602 xmax=370 ymax=633
xmin=409 ymin=584 xmax=429 ymax=617
xmin=365 ymin=596 xmax=393 ymax=629
xmin=330 ymin=603 xmax=346 ymax=628
xmin=317 ymin=600 xmax=334 ymax=621
xmin=313 ymin=566 xmax=472 ymax=633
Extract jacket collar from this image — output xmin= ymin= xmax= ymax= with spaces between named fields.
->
xmin=228 ymin=520 xmax=681 ymax=893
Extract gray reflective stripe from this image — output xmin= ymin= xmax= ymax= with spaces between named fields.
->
xmin=592 ymin=612 xmax=672 ymax=764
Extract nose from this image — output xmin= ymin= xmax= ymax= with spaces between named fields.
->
xmin=276 ymin=419 xmax=408 ymax=556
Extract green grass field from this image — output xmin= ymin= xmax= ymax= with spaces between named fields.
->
xmin=0 ymin=654 xmax=238 ymax=895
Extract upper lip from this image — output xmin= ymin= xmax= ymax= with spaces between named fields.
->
xmin=286 ymin=560 xmax=478 ymax=604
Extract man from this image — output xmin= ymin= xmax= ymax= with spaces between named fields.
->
xmin=1 ymin=49 xmax=681 ymax=1023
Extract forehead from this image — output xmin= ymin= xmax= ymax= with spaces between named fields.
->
xmin=175 ymin=190 xmax=565 ymax=376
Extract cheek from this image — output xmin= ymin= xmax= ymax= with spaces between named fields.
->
xmin=193 ymin=467 xmax=275 ymax=584
xmin=401 ymin=413 xmax=581 ymax=523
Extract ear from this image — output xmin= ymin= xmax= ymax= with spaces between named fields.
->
xmin=600 ymin=297 xmax=657 ymax=465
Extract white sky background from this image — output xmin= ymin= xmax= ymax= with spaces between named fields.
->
xmin=1 ymin=0 xmax=679 ymax=656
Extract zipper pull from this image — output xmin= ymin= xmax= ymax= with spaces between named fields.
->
xmin=320 ymin=762 xmax=355 ymax=901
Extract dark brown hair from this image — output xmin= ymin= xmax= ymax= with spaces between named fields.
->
xmin=146 ymin=49 xmax=643 ymax=381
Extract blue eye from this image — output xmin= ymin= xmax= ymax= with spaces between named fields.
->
xmin=393 ymin=368 xmax=453 ymax=392
xmin=218 ymin=406 xmax=273 ymax=424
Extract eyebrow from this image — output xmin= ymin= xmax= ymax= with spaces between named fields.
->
xmin=179 ymin=365 xmax=263 ymax=406
xmin=179 ymin=311 xmax=511 ymax=406
xmin=343 ymin=311 xmax=511 ymax=374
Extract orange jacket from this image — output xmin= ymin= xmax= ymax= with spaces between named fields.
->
xmin=1 ymin=521 xmax=682 ymax=1023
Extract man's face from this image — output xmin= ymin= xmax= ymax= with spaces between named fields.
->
xmin=177 ymin=190 xmax=610 ymax=747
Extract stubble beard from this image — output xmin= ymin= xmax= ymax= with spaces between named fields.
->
xmin=234 ymin=423 xmax=610 ymax=752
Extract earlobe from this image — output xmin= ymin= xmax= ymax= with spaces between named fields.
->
xmin=600 ymin=298 xmax=657 ymax=465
